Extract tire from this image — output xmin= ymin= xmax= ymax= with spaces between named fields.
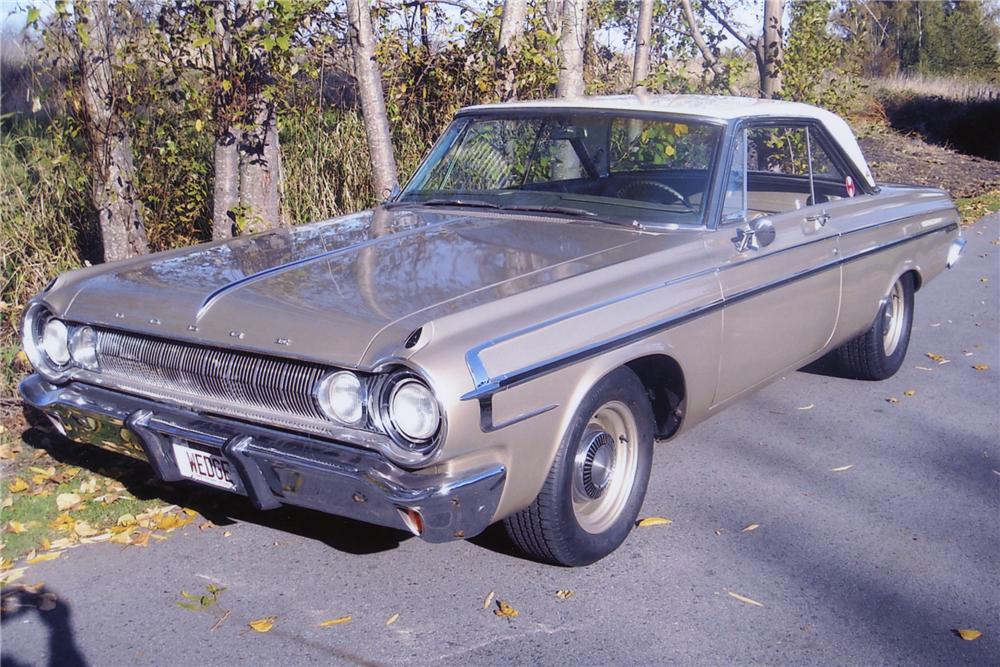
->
xmin=503 ymin=367 xmax=654 ymax=566
xmin=834 ymin=273 xmax=915 ymax=380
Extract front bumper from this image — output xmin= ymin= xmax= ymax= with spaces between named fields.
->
xmin=19 ymin=374 xmax=505 ymax=543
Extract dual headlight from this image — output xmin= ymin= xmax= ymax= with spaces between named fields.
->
xmin=23 ymin=306 xmax=100 ymax=381
xmin=314 ymin=369 xmax=442 ymax=463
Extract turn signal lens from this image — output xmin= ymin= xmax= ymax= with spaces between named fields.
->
xmin=70 ymin=326 xmax=99 ymax=371
xmin=316 ymin=371 xmax=364 ymax=425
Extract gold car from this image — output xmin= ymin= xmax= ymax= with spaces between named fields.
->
xmin=20 ymin=95 xmax=965 ymax=565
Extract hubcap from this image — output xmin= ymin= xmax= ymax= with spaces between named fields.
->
xmin=571 ymin=401 xmax=639 ymax=534
xmin=882 ymin=279 xmax=906 ymax=356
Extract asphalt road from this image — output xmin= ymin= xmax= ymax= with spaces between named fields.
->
xmin=3 ymin=215 xmax=997 ymax=667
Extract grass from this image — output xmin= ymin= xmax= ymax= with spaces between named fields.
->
xmin=956 ymin=189 xmax=1000 ymax=225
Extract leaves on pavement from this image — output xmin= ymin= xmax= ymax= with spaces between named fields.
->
xmin=955 ymin=628 xmax=982 ymax=641
xmin=494 ymin=600 xmax=519 ymax=618
xmin=925 ymin=352 xmax=950 ymax=365
xmin=740 ymin=523 xmax=760 ymax=533
xmin=318 ymin=616 xmax=352 ymax=627
xmin=555 ymin=590 xmax=574 ymax=601
xmin=249 ymin=616 xmax=276 ymax=633
xmin=385 ymin=612 xmax=400 ymax=626
xmin=55 ymin=493 xmax=82 ymax=512
xmin=636 ymin=516 xmax=672 ymax=527
xmin=830 ymin=465 xmax=854 ymax=472
xmin=26 ymin=551 xmax=62 ymax=564
xmin=727 ymin=591 xmax=764 ymax=607
xmin=482 ymin=590 xmax=495 ymax=610
xmin=972 ymin=364 xmax=989 ymax=371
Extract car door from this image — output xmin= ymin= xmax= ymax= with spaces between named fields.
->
xmin=708 ymin=122 xmax=842 ymax=406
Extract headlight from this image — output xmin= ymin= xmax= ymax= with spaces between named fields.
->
xmin=315 ymin=371 xmax=365 ymax=424
xmin=388 ymin=378 xmax=440 ymax=443
xmin=70 ymin=326 xmax=99 ymax=371
xmin=41 ymin=318 xmax=71 ymax=367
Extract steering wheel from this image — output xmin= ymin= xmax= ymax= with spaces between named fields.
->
xmin=616 ymin=180 xmax=691 ymax=208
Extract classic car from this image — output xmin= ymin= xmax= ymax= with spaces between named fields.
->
xmin=19 ymin=95 xmax=966 ymax=566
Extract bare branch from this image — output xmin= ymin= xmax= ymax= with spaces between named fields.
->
xmin=679 ymin=0 xmax=737 ymax=95
xmin=702 ymin=1 xmax=757 ymax=53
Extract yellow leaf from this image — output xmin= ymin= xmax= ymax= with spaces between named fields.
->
xmin=199 ymin=521 xmax=216 ymax=531
xmin=63 ymin=467 xmax=82 ymax=479
xmin=78 ymin=479 xmax=99 ymax=494
xmin=956 ymin=628 xmax=982 ymax=641
xmin=318 ymin=615 xmax=352 ymax=627
xmin=50 ymin=513 xmax=76 ymax=532
xmin=195 ymin=118 xmax=204 ymax=132
xmin=483 ymin=590 xmax=495 ymax=610
xmin=926 ymin=352 xmax=949 ymax=365
xmin=903 ymin=390 xmax=916 ymax=397
xmin=7 ymin=521 xmax=27 ymax=534
xmin=972 ymin=364 xmax=989 ymax=371
xmin=385 ymin=612 xmax=400 ymax=626
xmin=109 ymin=530 xmax=133 ymax=545
xmin=494 ymin=600 xmax=519 ymax=618
xmin=249 ymin=616 xmax=276 ymax=632
xmin=157 ymin=514 xmax=182 ymax=531
xmin=130 ymin=531 xmax=151 ymax=547
xmin=26 ymin=551 xmax=62 ymax=564
xmin=636 ymin=516 xmax=672 ymax=527
xmin=727 ymin=591 xmax=763 ymax=607
xmin=555 ymin=590 xmax=573 ymax=600
xmin=0 ymin=567 xmax=27 ymax=586
xmin=740 ymin=523 xmax=760 ymax=533
xmin=40 ymin=538 xmax=51 ymax=550
xmin=28 ymin=466 xmax=55 ymax=478
xmin=74 ymin=521 xmax=99 ymax=537
xmin=830 ymin=464 xmax=854 ymax=472
xmin=0 ymin=558 xmax=13 ymax=571
xmin=9 ymin=478 xmax=29 ymax=494
xmin=55 ymin=493 xmax=82 ymax=511
xmin=49 ymin=537 xmax=76 ymax=549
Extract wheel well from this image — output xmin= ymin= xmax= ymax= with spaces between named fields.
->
xmin=904 ymin=268 xmax=923 ymax=292
xmin=626 ymin=354 xmax=686 ymax=440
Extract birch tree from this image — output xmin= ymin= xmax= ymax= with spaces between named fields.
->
xmin=705 ymin=0 xmax=785 ymax=98
xmin=556 ymin=0 xmax=586 ymax=97
xmin=498 ymin=0 xmax=528 ymax=100
xmin=76 ymin=0 xmax=149 ymax=261
xmin=347 ymin=0 xmax=399 ymax=200
xmin=631 ymin=0 xmax=653 ymax=94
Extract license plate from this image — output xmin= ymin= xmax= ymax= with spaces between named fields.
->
xmin=172 ymin=441 xmax=237 ymax=491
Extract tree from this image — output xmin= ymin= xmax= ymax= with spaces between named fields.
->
xmin=631 ymin=0 xmax=653 ymax=94
xmin=556 ymin=0 xmax=586 ymax=97
xmin=347 ymin=0 xmax=399 ymax=200
xmin=75 ymin=0 xmax=149 ymax=261
xmin=705 ymin=0 xmax=785 ymax=98
xmin=498 ymin=0 xmax=528 ymax=100
xmin=678 ymin=0 xmax=737 ymax=95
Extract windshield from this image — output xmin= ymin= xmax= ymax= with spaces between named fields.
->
xmin=398 ymin=112 xmax=724 ymax=227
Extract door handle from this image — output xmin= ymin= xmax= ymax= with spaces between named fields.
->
xmin=804 ymin=211 xmax=830 ymax=226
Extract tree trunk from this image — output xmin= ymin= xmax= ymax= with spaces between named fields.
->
xmin=238 ymin=105 xmax=284 ymax=233
xmin=498 ymin=0 xmax=528 ymax=100
xmin=212 ymin=130 xmax=239 ymax=240
xmin=347 ymin=0 xmax=400 ymax=201
xmin=631 ymin=0 xmax=653 ymax=93
xmin=556 ymin=0 xmax=586 ymax=98
xmin=758 ymin=0 xmax=784 ymax=98
xmin=679 ymin=0 xmax=738 ymax=95
xmin=77 ymin=0 xmax=148 ymax=262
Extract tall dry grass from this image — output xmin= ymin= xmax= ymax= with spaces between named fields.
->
xmin=873 ymin=73 xmax=1000 ymax=101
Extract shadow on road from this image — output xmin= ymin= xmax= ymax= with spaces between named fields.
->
xmin=19 ymin=422 xmax=412 ymax=557
xmin=1 ymin=583 xmax=88 ymax=667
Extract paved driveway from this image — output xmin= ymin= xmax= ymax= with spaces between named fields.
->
xmin=3 ymin=215 xmax=997 ymax=666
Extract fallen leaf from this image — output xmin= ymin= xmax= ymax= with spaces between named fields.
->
xmin=740 ymin=523 xmax=760 ymax=533
xmin=63 ymin=467 xmax=81 ymax=480
xmin=116 ymin=513 xmax=137 ymax=527
xmin=494 ymin=600 xmax=519 ymax=618
xmin=38 ymin=593 xmax=58 ymax=611
xmin=26 ymin=551 xmax=62 ymax=564
xmin=0 ymin=568 xmax=26 ymax=586
xmin=955 ymin=628 xmax=982 ymax=641
xmin=249 ymin=616 xmax=276 ymax=633
xmin=797 ymin=404 xmax=815 ymax=411
xmin=727 ymin=591 xmax=764 ymax=607
xmin=925 ymin=352 xmax=949 ymax=364
xmin=49 ymin=537 xmax=76 ymax=550
xmin=55 ymin=493 xmax=82 ymax=512
xmin=199 ymin=521 xmax=216 ymax=531
xmin=8 ymin=478 xmax=29 ymax=494
xmin=0 ymin=497 xmax=12 ymax=509
xmin=318 ymin=616 xmax=352 ymax=627
xmin=78 ymin=479 xmax=100 ymax=495
xmin=915 ymin=365 xmax=933 ymax=371
xmin=714 ymin=529 xmax=723 ymax=536
xmin=176 ymin=601 xmax=200 ymax=611
xmin=50 ymin=513 xmax=75 ymax=532
xmin=130 ymin=531 xmax=151 ymax=548
xmin=555 ymin=590 xmax=574 ymax=601
xmin=6 ymin=521 xmax=27 ymax=534
xmin=0 ymin=558 xmax=13 ymax=571
xmin=386 ymin=612 xmax=400 ymax=626
xmin=887 ymin=396 xmax=899 ymax=404
xmin=222 ymin=531 xmax=232 ymax=538
xmin=972 ymin=364 xmax=989 ymax=371
xmin=483 ymin=590 xmax=495 ymax=610
xmin=636 ymin=516 xmax=672 ymax=527
xmin=903 ymin=390 xmax=916 ymax=397
xmin=109 ymin=530 xmax=133 ymax=545
xmin=73 ymin=521 xmax=99 ymax=538
xmin=830 ymin=465 xmax=854 ymax=472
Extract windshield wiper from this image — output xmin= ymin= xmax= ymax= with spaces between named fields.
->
xmin=500 ymin=204 xmax=626 ymax=226
xmin=417 ymin=198 xmax=501 ymax=209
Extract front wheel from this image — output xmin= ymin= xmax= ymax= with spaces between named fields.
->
xmin=503 ymin=367 xmax=654 ymax=566
xmin=834 ymin=273 xmax=915 ymax=380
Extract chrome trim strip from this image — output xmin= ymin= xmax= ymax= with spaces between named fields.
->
xmin=463 ymin=220 xmax=956 ymax=403
xmin=196 ymin=215 xmax=460 ymax=319
xmin=477 ymin=400 xmax=558 ymax=432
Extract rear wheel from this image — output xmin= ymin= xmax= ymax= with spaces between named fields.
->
xmin=835 ymin=273 xmax=915 ymax=380
xmin=504 ymin=367 xmax=654 ymax=566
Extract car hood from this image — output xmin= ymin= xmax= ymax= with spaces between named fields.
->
xmin=48 ymin=207 xmax=647 ymax=367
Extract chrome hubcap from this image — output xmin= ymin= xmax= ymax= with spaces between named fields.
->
xmin=882 ymin=279 xmax=905 ymax=356
xmin=572 ymin=401 xmax=639 ymax=534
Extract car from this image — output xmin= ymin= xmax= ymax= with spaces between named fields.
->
xmin=19 ymin=94 xmax=967 ymax=566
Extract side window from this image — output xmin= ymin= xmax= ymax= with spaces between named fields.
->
xmin=808 ymin=138 xmax=852 ymax=201
xmin=745 ymin=126 xmax=812 ymax=214
xmin=721 ymin=128 xmax=747 ymax=221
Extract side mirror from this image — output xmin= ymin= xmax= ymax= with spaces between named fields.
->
xmin=731 ymin=217 xmax=776 ymax=252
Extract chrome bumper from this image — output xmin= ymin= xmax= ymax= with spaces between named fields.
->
xmin=19 ymin=375 xmax=505 ymax=543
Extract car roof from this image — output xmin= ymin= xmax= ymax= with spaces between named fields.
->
xmin=461 ymin=94 xmax=876 ymax=188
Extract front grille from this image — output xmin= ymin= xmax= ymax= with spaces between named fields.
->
xmin=95 ymin=329 xmax=328 ymax=422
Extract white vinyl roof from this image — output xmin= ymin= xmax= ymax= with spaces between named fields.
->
xmin=462 ymin=94 xmax=876 ymax=188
